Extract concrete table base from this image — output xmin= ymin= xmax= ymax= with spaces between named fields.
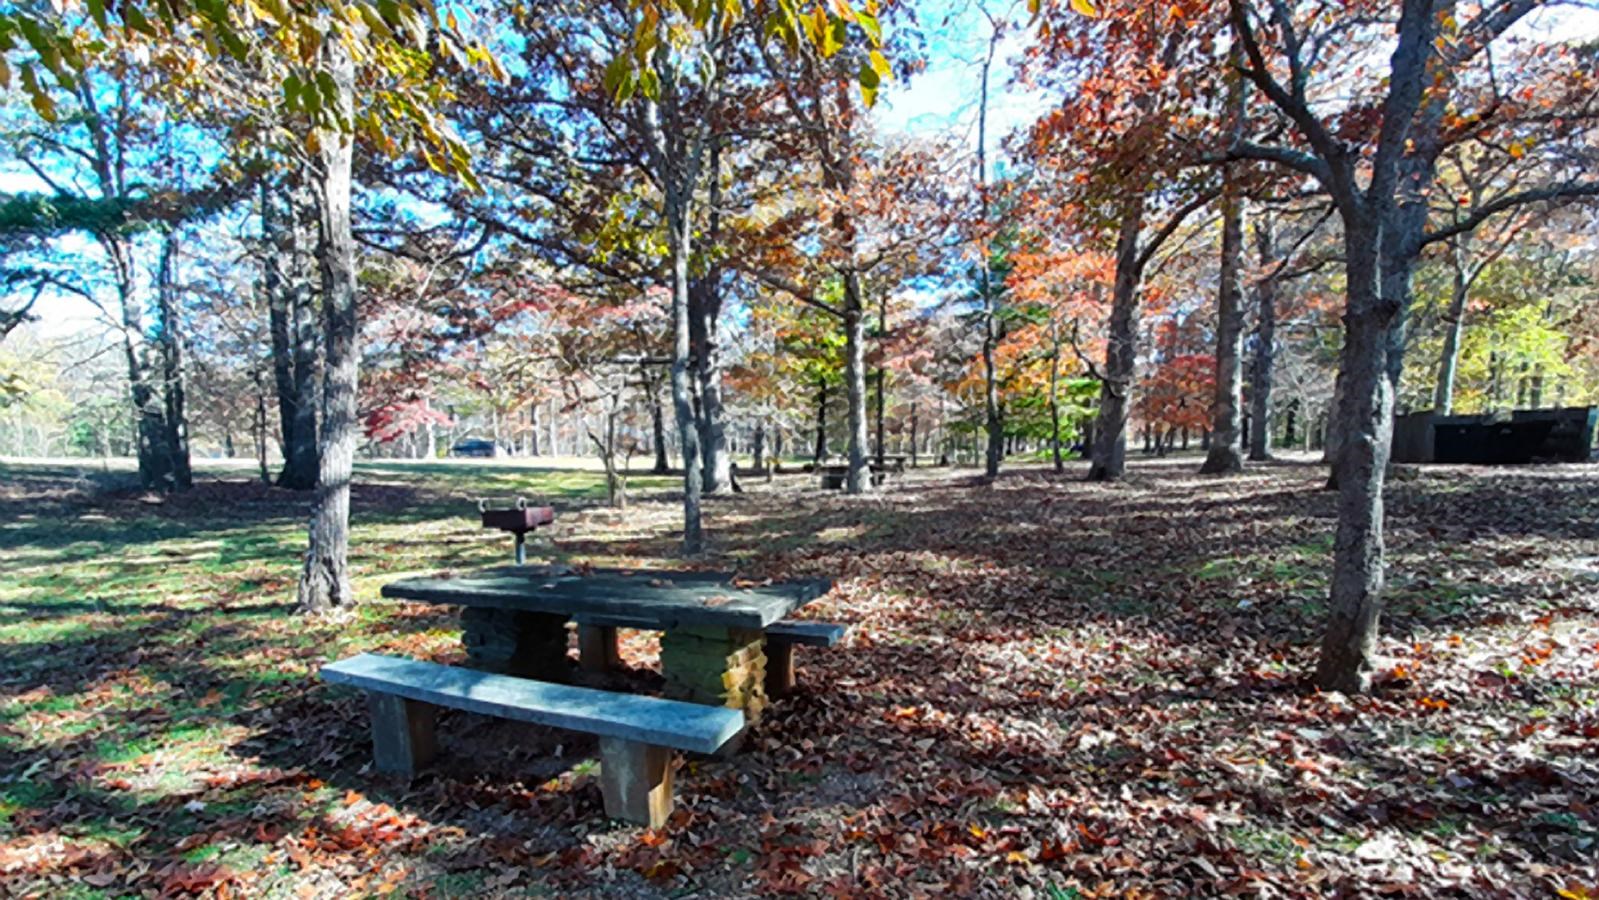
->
xmin=659 ymin=627 xmax=768 ymax=727
xmin=460 ymin=608 xmax=570 ymax=680
xmin=578 ymin=624 xmax=621 ymax=673
xmin=764 ymin=641 xmax=797 ymax=698
xmin=598 ymin=737 xmax=674 ymax=827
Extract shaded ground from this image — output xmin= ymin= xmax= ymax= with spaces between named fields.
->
xmin=1 ymin=455 xmax=1595 ymax=897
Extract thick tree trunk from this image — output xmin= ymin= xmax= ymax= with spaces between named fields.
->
xmin=667 ymin=201 xmax=704 ymax=552
xmin=752 ymin=423 xmax=766 ymax=475
xmin=1200 ymin=94 xmax=1246 ymax=476
xmin=1248 ymin=219 xmax=1279 ymax=461
xmin=689 ymin=277 xmax=730 ymax=493
xmin=155 ymin=231 xmax=192 ymax=490
xmin=297 ymin=42 xmax=359 ymax=614
xmin=265 ymin=181 xmax=320 ymax=490
xmin=842 ymin=273 xmax=871 ymax=494
xmin=1315 ymin=223 xmax=1397 ymax=694
xmin=110 ymin=237 xmax=175 ymax=491
xmin=1088 ymin=202 xmax=1146 ymax=481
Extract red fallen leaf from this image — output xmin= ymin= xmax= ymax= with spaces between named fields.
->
xmin=159 ymin=862 xmax=233 ymax=896
xmin=1036 ymin=838 xmax=1075 ymax=861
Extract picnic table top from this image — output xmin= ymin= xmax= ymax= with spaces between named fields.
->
xmin=380 ymin=565 xmax=832 ymax=631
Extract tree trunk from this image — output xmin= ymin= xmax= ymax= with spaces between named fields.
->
xmin=664 ymin=177 xmax=704 ymax=551
xmin=155 ymin=229 xmax=193 ymax=489
xmin=1201 ymin=69 xmax=1246 ymax=475
xmin=843 ymin=273 xmax=871 ymax=494
xmin=1248 ymin=219 xmax=1279 ymax=461
xmin=813 ymin=380 xmax=829 ymax=464
xmin=1315 ymin=222 xmax=1397 ymax=694
xmin=874 ymin=291 xmax=888 ymax=467
xmin=752 ymin=422 xmax=766 ymax=475
xmin=689 ymin=277 xmax=730 ymax=493
xmin=909 ymin=401 xmax=920 ymax=469
xmin=1088 ymin=202 xmax=1146 ymax=481
xmin=265 ymin=181 xmax=321 ymax=490
xmin=648 ymin=378 xmax=670 ymax=474
xmin=297 ymin=41 xmax=359 ymax=614
xmin=1433 ymin=234 xmax=1470 ymax=415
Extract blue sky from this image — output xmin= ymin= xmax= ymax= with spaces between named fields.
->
xmin=7 ymin=1 xmax=1599 ymax=339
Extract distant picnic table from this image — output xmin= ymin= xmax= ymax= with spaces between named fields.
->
xmin=380 ymin=566 xmax=833 ymax=718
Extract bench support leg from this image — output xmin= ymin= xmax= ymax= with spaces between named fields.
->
xmin=367 ymin=693 xmax=437 ymax=777
xmin=598 ymin=737 xmax=673 ymax=828
xmin=764 ymin=640 xmax=797 ymax=699
xmin=578 ymin=624 xmax=621 ymax=673
xmin=460 ymin=608 xmax=570 ymax=681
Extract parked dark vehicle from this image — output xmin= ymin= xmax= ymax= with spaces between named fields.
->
xmin=450 ymin=439 xmax=503 ymax=458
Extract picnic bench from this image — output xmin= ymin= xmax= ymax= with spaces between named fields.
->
xmin=322 ymin=653 xmax=742 ymax=826
xmin=819 ymin=464 xmax=886 ymax=490
xmin=380 ymin=567 xmax=837 ymax=723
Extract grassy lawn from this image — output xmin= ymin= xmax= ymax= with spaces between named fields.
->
xmin=1 ymin=455 xmax=1596 ymax=897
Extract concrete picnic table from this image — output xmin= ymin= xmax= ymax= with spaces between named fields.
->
xmin=380 ymin=566 xmax=831 ymax=723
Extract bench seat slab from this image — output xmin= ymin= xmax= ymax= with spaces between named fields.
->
xmin=323 ymin=653 xmax=745 ymax=755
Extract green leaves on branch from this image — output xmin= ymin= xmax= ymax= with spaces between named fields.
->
xmin=606 ymin=0 xmax=889 ymax=107
xmin=0 ymin=1 xmax=499 ymax=192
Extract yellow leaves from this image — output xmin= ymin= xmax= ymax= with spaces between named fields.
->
xmin=1070 ymin=0 xmax=1099 ymax=17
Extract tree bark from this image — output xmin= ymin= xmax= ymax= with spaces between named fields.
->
xmin=1314 ymin=221 xmax=1397 ymax=694
xmin=155 ymin=229 xmax=192 ymax=490
xmin=297 ymin=40 xmax=359 ymax=613
xmin=813 ymin=380 xmax=829 ymax=464
xmin=1088 ymin=201 xmax=1146 ymax=481
xmin=1432 ymin=234 xmax=1471 ymax=414
xmin=1201 ymin=67 xmax=1246 ymax=475
xmin=1248 ymin=218 xmax=1279 ymax=460
xmin=1049 ymin=319 xmax=1065 ymax=473
xmin=842 ymin=272 xmax=871 ymax=494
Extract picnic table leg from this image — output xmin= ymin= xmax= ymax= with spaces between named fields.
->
xmin=578 ymin=624 xmax=621 ymax=673
xmin=598 ymin=737 xmax=674 ymax=828
xmin=659 ymin=626 xmax=768 ymax=727
xmin=764 ymin=640 xmax=797 ymax=699
xmin=460 ymin=608 xmax=570 ymax=681
xmin=367 ymin=693 xmax=437 ymax=777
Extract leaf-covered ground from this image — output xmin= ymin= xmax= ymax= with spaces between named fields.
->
xmin=1 ymin=455 xmax=1595 ymax=898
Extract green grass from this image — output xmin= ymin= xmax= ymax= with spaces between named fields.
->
xmin=0 ymin=457 xmax=670 ymax=891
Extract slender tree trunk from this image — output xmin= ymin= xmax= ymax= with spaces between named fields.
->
xmin=874 ymin=291 xmax=887 ymax=467
xmin=814 ymin=380 xmax=829 ymax=464
xmin=1315 ymin=222 xmax=1397 ymax=694
xmin=297 ymin=41 xmax=359 ymax=613
xmin=1433 ymin=234 xmax=1471 ymax=415
xmin=752 ymin=422 xmax=766 ymax=475
xmin=843 ymin=273 xmax=871 ymax=494
xmin=648 ymin=377 xmax=670 ymax=473
xmin=909 ymin=401 xmax=919 ymax=468
xmin=1088 ymin=201 xmax=1146 ymax=481
xmin=1248 ymin=219 xmax=1279 ymax=460
xmin=1201 ymin=69 xmax=1246 ymax=475
xmin=155 ymin=229 xmax=193 ymax=489
xmin=1049 ymin=321 xmax=1065 ymax=473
